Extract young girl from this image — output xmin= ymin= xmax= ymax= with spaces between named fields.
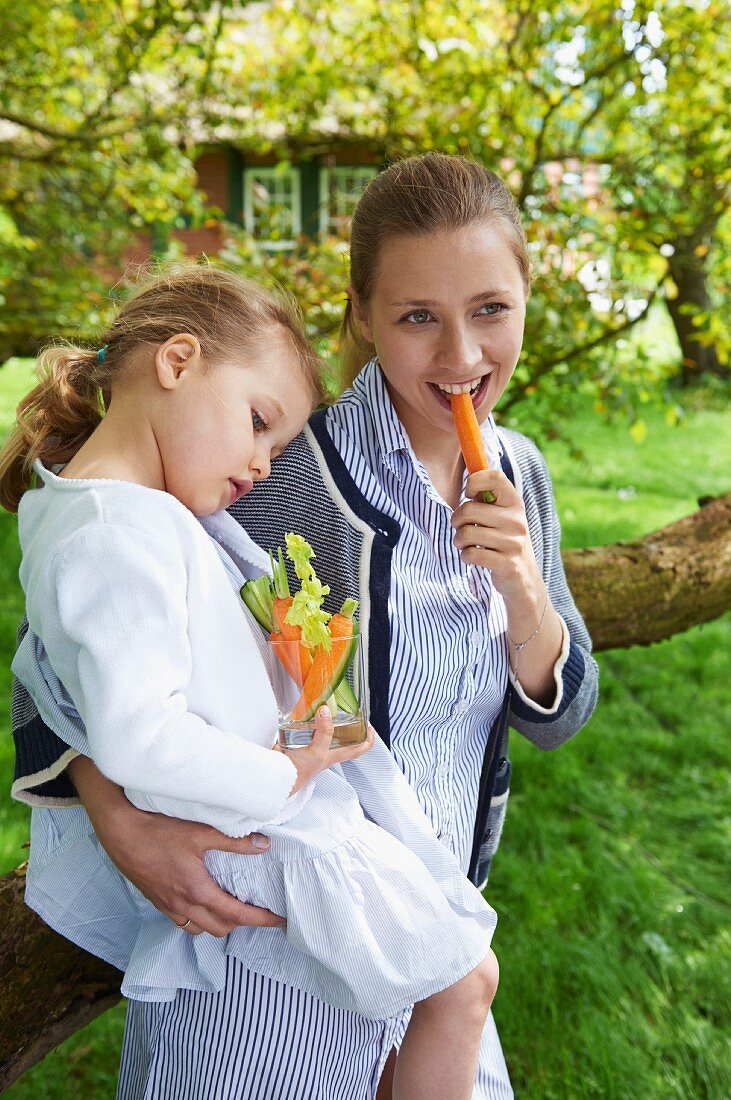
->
xmin=1 ymin=266 xmax=499 ymax=1100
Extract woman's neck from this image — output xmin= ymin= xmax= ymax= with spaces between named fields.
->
xmin=407 ymin=429 xmax=466 ymax=511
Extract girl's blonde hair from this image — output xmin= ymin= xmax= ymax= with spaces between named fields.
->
xmin=341 ymin=152 xmax=531 ymax=387
xmin=0 ymin=265 xmax=322 ymax=512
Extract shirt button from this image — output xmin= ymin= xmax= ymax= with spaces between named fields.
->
xmin=470 ymin=630 xmax=483 ymax=646
xmin=455 ymin=700 xmax=469 ymax=715
xmin=436 ymin=763 xmax=450 ymax=779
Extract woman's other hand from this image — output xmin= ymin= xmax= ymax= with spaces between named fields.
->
xmin=68 ymin=755 xmax=285 ymax=937
xmin=451 ymin=468 xmax=542 ymax=603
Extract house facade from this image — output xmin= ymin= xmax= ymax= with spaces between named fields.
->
xmin=163 ymin=145 xmax=380 ymax=258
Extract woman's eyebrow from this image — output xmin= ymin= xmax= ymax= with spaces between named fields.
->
xmin=390 ymin=290 xmax=512 ymax=307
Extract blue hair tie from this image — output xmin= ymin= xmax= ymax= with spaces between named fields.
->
xmin=97 ymin=345 xmax=107 ymax=365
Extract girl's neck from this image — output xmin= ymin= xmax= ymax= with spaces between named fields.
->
xmin=60 ymin=399 xmax=164 ymax=490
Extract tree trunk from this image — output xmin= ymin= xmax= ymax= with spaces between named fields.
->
xmin=0 ymin=865 xmax=121 ymax=1092
xmin=665 ymin=240 xmax=728 ymax=384
xmin=563 ymin=491 xmax=731 ymax=651
xmin=1 ymin=493 xmax=730 ymax=1089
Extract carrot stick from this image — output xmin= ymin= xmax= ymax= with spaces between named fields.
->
xmin=291 ymin=612 xmax=355 ymax=722
xmin=270 ymin=631 xmax=313 ymax=686
xmin=271 ymin=595 xmax=313 ymax=683
xmin=450 ymin=392 xmax=497 ymax=504
xmin=273 ymin=596 xmax=300 ymax=639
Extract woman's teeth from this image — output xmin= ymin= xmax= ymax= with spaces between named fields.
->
xmin=435 ymin=378 xmax=482 ymax=396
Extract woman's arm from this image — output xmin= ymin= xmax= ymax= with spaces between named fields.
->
xmin=451 ymin=466 xmax=567 ymax=704
xmin=451 ymin=448 xmax=598 ymax=740
xmin=67 ymin=755 xmax=285 ymax=937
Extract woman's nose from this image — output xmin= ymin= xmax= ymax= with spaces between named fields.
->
xmin=437 ymin=325 xmax=483 ymax=375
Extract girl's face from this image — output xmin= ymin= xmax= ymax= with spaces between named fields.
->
xmin=351 ymin=222 xmax=527 ymax=454
xmin=155 ymin=328 xmax=312 ymax=516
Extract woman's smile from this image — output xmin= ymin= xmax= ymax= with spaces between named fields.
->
xmin=428 ymin=372 xmax=493 ymax=413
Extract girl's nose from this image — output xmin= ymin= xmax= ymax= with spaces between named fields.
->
xmin=250 ymin=444 xmax=271 ymax=481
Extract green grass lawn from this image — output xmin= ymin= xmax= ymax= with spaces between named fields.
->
xmin=1 ymin=357 xmax=729 ymax=1098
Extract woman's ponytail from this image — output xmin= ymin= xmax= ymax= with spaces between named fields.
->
xmin=0 ymin=346 xmax=107 ymax=513
xmin=338 ymin=299 xmax=375 ymax=391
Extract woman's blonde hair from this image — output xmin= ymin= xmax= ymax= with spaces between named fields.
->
xmin=0 ymin=265 xmax=322 ymax=512
xmin=340 ymin=152 xmax=531 ymax=387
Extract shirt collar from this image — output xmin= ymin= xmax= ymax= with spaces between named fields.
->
xmin=352 ymin=358 xmax=411 ymax=473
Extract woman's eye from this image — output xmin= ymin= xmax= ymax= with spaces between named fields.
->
xmin=252 ymin=410 xmax=268 ymax=432
xmin=404 ymin=309 xmax=432 ymax=325
xmin=477 ymin=302 xmax=504 ymax=317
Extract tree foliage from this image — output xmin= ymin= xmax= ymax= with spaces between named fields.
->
xmin=2 ymin=1 xmax=729 ymax=421
xmin=0 ymin=0 xmax=224 ymax=357
xmin=206 ymin=0 xmax=730 ymax=416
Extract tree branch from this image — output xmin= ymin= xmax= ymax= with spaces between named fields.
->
xmin=501 ymin=283 xmax=661 ymax=414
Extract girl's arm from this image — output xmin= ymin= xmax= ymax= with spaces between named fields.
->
xmin=67 ymin=754 xmax=286 ymax=937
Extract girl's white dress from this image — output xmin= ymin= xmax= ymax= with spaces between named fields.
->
xmin=13 ymin=463 xmax=496 ymax=1018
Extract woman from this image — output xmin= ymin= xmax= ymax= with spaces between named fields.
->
xmin=11 ymin=153 xmax=597 ymax=1099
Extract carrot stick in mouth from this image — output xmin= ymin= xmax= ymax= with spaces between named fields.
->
xmin=450 ymin=392 xmax=497 ymax=503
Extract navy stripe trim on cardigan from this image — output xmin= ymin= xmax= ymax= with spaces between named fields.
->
xmin=309 ymin=410 xmax=400 ymax=747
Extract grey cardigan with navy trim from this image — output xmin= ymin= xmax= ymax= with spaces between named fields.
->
xmin=10 ymin=411 xmax=598 ymax=887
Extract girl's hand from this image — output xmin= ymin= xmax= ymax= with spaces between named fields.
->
xmin=279 ymin=706 xmax=375 ymax=795
xmin=451 ymin=468 xmax=543 ymax=603
xmin=68 ymin=756 xmax=285 ymax=937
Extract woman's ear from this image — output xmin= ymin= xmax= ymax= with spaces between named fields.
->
xmin=155 ymin=334 xmax=202 ymax=390
xmin=347 ymin=288 xmax=373 ymax=344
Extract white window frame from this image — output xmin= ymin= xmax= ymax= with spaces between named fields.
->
xmin=243 ymin=166 xmax=301 ymax=250
xmin=318 ymin=166 xmax=377 ymax=238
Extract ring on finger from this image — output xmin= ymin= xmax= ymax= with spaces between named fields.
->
xmin=176 ymin=918 xmax=193 ymax=930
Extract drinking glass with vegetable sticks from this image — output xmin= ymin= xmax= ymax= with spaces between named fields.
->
xmin=242 ymin=533 xmax=368 ymax=749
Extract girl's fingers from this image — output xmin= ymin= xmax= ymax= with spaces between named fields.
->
xmin=310 ymin=705 xmax=335 ymax=747
xmin=329 ymin=722 xmax=375 ymax=763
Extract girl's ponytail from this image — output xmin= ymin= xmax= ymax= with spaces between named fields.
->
xmin=0 ymin=346 xmax=107 ymax=513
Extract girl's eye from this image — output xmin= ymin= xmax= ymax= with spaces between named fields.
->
xmin=403 ymin=309 xmax=432 ymax=325
xmin=477 ymin=302 xmax=504 ymax=317
xmin=252 ymin=410 xmax=268 ymax=432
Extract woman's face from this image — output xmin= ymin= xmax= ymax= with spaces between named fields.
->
xmin=351 ymin=222 xmax=527 ymax=453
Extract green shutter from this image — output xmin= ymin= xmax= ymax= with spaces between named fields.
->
xmin=150 ymin=222 xmax=170 ymax=259
xmin=299 ymin=159 xmax=320 ymax=241
xmin=227 ymin=147 xmax=244 ymax=225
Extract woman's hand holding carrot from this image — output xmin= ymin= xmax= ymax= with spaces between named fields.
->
xmin=451 ymin=471 xmax=565 ymax=708
xmin=451 ymin=468 xmax=542 ymax=604
xmin=278 ymin=706 xmax=374 ymax=795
